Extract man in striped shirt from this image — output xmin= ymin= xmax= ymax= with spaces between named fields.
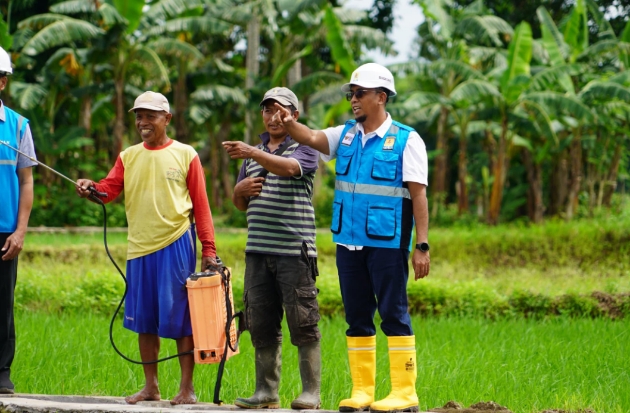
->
xmin=223 ymin=87 xmax=321 ymax=410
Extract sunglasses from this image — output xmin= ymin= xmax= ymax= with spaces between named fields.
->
xmin=345 ymin=89 xmax=383 ymax=101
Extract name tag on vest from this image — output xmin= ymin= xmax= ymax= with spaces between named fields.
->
xmin=341 ymin=133 xmax=356 ymax=146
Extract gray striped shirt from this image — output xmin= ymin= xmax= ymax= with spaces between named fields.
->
xmin=236 ymin=133 xmax=318 ymax=257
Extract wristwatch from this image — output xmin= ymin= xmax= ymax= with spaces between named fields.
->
xmin=415 ymin=242 xmax=430 ymax=252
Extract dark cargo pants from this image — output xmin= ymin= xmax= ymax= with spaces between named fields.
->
xmin=244 ymin=252 xmax=321 ymax=348
xmin=0 ymin=233 xmax=18 ymax=383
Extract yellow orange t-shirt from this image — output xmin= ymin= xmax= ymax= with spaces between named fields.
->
xmin=94 ymin=140 xmax=215 ymax=260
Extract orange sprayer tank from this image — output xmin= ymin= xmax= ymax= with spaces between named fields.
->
xmin=186 ymin=269 xmax=239 ymax=364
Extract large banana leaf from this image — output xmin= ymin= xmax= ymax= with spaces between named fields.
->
xmin=563 ymin=0 xmax=588 ymax=63
xmin=113 ymin=0 xmax=144 ymax=34
xmin=50 ymin=1 xmax=96 ymax=14
xmin=524 ymin=91 xmax=594 ymax=123
xmin=579 ymin=81 xmax=630 ymax=103
xmin=144 ymin=0 xmax=205 ymax=21
xmin=516 ymin=100 xmax=557 ymax=143
xmin=585 ymin=0 xmax=615 ymax=41
xmin=276 ymin=0 xmax=325 ymax=20
xmin=500 ymin=22 xmax=532 ymax=103
xmin=429 ymin=59 xmax=484 ymax=82
xmin=291 ymin=71 xmax=344 ymax=99
xmin=21 ymin=17 xmax=104 ymax=55
xmin=529 ymin=64 xmax=581 ymax=93
xmin=0 ymin=12 xmax=12 ymax=49
xmin=323 ymin=5 xmax=354 ymax=77
xmin=619 ymin=20 xmax=630 ymax=69
xmin=272 ymin=44 xmax=313 ymax=86
xmin=450 ymin=79 xmax=501 ymax=105
xmin=419 ymin=0 xmax=454 ymax=40
xmin=98 ymin=3 xmax=127 ymax=27
xmin=130 ymin=45 xmax=171 ymax=90
xmin=344 ymin=25 xmax=394 ymax=55
xmin=145 ymin=16 xmax=230 ymax=37
xmin=148 ymin=38 xmax=203 ymax=62
xmin=191 ymin=85 xmax=248 ymax=105
xmin=536 ymin=7 xmax=573 ymax=94
xmin=608 ymin=70 xmax=630 ymax=86
xmin=454 ymin=15 xmax=513 ymax=47
xmin=9 ymin=81 xmax=48 ymax=110
xmin=403 ymin=91 xmax=445 ymax=110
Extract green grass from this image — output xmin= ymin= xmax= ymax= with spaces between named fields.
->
xmin=12 ymin=313 xmax=629 ymax=413
xmin=17 ymin=218 xmax=630 ymax=318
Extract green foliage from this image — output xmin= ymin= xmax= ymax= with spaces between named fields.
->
xmin=16 ymin=216 xmax=630 ymax=319
xmin=29 ymin=185 xmax=128 ymax=227
xmin=11 ymin=314 xmax=630 ymax=412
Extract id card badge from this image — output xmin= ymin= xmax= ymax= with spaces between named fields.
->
xmin=383 ymin=136 xmax=396 ymax=151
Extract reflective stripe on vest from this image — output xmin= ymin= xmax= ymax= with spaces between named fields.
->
xmin=335 ymin=180 xmax=411 ymax=199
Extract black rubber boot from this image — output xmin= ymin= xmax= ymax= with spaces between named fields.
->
xmin=291 ymin=341 xmax=321 ymax=410
xmin=0 ymin=369 xmax=14 ymax=394
xmin=235 ymin=344 xmax=282 ymax=409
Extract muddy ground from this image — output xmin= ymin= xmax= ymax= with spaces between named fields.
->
xmin=428 ymin=400 xmax=597 ymax=413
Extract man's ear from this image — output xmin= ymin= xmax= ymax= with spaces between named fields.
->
xmin=164 ymin=112 xmax=173 ymax=124
xmin=0 ymin=76 xmax=7 ymax=92
xmin=292 ymin=110 xmax=300 ymax=121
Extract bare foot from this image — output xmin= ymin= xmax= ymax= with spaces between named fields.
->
xmin=125 ymin=387 xmax=161 ymax=404
xmin=170 ymin=389 xmax=197 ymax=405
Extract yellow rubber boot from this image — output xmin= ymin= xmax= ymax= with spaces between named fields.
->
xmin=338 ymin=336 xmax=376 ymax=412
xmin=370 ymin=336 xmax=419 ymax=413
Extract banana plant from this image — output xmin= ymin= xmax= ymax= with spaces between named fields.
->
xmin=412 ymin=0 xmax=513 ymax=216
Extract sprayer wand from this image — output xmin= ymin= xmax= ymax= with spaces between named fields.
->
xmin=0 ymin=140 xmax=107 ymax=202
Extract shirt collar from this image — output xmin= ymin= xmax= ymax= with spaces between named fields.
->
xmin=0 ymin=101 xmax=5 ymax=122
xmin=355 ymin=113 xmax=393 ymax=138
xmin=258 ymin=132 xmax=292 ymax=149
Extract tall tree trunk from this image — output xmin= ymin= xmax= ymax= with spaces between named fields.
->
xmin=487 ymin=115 xmax=509 ymax=225
xmin=217 ymin=120 xmax=233 ymax=202
xmin=288 ymin=59 xmax=303 ymax=112
xmin=208 ymin=127 xmax=221 ymax=209
xmin=206 ymin=118 xmax=233 ymax=210
xmin=79 ymin=96 xmax=92 ymax=135
xmin=174 ymin=61 xmax=189 ymax=143
xmin=565 ymin=130 xmax=582 ymax=220
xmin=548 ymin=149 xmax=569 ymax=216
xmin=431 ymin=105 xmax=449 ymax=217
xmin=113 ymin=78 xmax=125 ymax=158
xmin=244 ymin=17 xmax=260 ymax=145
xmin=457 ymin=127 xmax=468 ymax=215
xmin=602 ymin=141 xmax=622 ymax=207
xmin=522 ymin=149 xmax=544 ymax=223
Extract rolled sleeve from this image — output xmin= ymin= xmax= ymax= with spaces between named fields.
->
xmin=288 ymin=144 xmax=319 ymax=178
xmin=17 ymin=125 xmax=37 ymax=169
xmin=402 ymin=132 xmax=428 ymax=185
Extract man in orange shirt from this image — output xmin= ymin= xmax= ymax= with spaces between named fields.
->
xmin=76 ymin=91 xmax=216 ymax=405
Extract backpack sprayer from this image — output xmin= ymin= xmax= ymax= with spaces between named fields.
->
xmin=1 ymin=140 xmax=243 ymax=404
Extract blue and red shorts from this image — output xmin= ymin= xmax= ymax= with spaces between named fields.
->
xmin=123 ymin=226 xmax=197 ymax=339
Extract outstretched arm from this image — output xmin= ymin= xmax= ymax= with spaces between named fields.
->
xmin=223 ymin=141 xmax=301 ymax=177
xmin=272 ymin=103 xmax=331 ymax=155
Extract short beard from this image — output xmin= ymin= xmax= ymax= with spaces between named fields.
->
xmin=355 ymin=115 xmax=367 ymax=123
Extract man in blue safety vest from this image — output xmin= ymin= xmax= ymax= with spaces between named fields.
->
xmin=272 ymin=63 xmax=430 ymax=413
xmin=0 ymin=46 xmax=37 ymax=395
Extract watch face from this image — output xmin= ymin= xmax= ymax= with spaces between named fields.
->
xmin=417 ymin=242 xmax=429 ymax=252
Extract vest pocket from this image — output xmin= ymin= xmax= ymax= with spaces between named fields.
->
xmin=371 ymin=152 xmax=399 ymax=181
xmin=366 ymin=203 xmax=396 ymax=240
xmin=335 ymin=152 xmax=353 ymax=176
xmin=331 ymin=200 xmax=343 ymax=234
